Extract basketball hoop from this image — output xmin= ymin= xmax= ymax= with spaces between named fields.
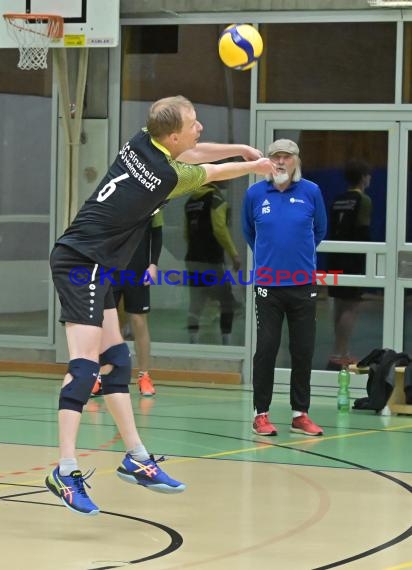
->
xmin=3 ymin=13 xmax=64 ymax=70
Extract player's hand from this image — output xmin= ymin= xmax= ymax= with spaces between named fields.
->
xmin=240 ymin=145 xmax=264 ymax=161
xmin=143 ymin=263 xmax=158 ymax=285
xmin=232 ymin=254 xmax=241 ymax=272
xmin=252 ymin=157 xmax=276 ymax=176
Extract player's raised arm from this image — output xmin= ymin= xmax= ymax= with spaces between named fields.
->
xmin=201 ymin=157 xmax=275 ymax=183
xmin=177 ymin=143 xmax=263 ymax=164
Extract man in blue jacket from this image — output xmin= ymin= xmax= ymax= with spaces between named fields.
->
xmin=242 ymin=139 xmax=327 ymax=436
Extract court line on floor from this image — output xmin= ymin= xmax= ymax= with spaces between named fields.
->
xmin=156 ymin=428 xmax=412 ymax=570
xmin=1 ymin=421 xmax=411 ymax=488
xmin=169 ymin=421 xmax=412 ymax=463
xmin=1 ymin=490 xmax=184 ymax=570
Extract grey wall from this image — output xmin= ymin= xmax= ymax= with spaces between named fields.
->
xmin=120 ymin=0 xmax=375 ymax=17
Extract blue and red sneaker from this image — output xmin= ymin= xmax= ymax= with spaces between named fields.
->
xmin=116 ymin=454 xmax=186 ymax=494
xmin=45 ymin=467 xmax=99 ymax=515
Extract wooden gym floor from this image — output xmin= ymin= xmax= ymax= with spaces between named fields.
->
xmin=0 ymin=374 xmax=411 ymax=570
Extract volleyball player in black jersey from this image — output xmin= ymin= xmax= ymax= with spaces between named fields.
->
xmin=46 ymin=95 xmax=275 ymax=515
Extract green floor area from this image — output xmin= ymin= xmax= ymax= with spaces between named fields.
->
xmin=1 ymin=375 xmax=411 ymax=475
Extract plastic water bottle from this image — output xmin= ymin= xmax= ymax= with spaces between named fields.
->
xmin=337 ymin=366 xmax=351 ymax=413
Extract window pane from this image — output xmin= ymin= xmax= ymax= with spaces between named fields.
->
xmin=120 ymin=24 xmax=251 ymax=346
xmin=274 ymin=288 xmax=384 ymax=370
xmin=403 ymin=23 xmax=412 ymax=103
xmin=0 ymin=53 xmax=51 ymax=337
xmin=319 ymin=287 xmax=384 ymax=371
xmin=404 ymin=289 xmax=412 ymax=351
xmin=405 ymin=131 xmax=412 ymax=242
xmin=259 ymin=23 xmax=396 ymax=103
xmin=276 ymin=287 xmax=384 ymax=370
xmin=121 ymin=25 xmax=251 ymax=108
xmin=270 ymin=129 xmax=387 ymax=244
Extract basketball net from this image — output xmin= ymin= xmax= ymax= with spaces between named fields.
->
xmin=3 ymin=13 xmax=64 ymax=70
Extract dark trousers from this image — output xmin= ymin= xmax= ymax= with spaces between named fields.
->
xmin=253 ymin=284 xmax=317 ymax=414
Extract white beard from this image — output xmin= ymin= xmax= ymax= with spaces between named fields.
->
xmin=273 ymin=172 xmax=290 ymax=186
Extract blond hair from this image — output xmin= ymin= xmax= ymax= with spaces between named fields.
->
xmin=146 ymin=96 xmax=194 ymax=139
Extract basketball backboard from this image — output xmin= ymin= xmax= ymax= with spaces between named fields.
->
xmin=0 ymin=0 xmax=119 ymax=48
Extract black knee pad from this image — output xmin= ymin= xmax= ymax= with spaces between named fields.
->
xmin=100 ymin=342 xmax=131 ymax=395
xmin=59 ymin=358 xmax=100 ymax=412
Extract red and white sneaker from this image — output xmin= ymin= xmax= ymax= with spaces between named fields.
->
xmin=252 ymin=413 xmax=277 ymax=436
xmin=290 ymin=413 xmax=323 ymax=436
xmin=138 ymin=373 xmax=156 ymax=397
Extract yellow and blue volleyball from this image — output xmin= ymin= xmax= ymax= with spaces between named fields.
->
xmin=218 ymin=24 xmax=263 ymax=71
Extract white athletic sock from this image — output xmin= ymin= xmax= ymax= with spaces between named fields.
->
xmin=254 ymin=410 xmax=268 ymax=417
xmin=59 ymin=458 xmax=78 ymax=476
xmin=127 ymin=444 xmax=150 ymax=462
xmin=292 ymin=411 xmax=304 ymax=418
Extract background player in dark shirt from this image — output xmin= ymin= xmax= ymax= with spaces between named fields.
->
xmin=91 ymin=214 xmax=163 ymax=398
xmin=184 ymin=183 xmax=241 ymax=345
xmin=46 ymin=95 xmax=276 ymax=516
xmin=326 ymin=159 xmax=372 ymax=370
xmin=115 ymin=212 xmax=163 ymax=397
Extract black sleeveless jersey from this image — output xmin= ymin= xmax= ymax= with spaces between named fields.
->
xmin=56 ymin=129 xmax=206 ymax=269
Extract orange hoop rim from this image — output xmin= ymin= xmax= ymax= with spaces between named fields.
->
xmin=3 ymin=13 xmax=64 ymax=39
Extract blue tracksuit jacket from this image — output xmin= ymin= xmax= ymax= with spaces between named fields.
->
xmin=241 ymin=178 xmax=327 ymax=286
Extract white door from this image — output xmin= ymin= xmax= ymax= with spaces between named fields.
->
xmin=243 ymin=112 xmax=401 ymax=388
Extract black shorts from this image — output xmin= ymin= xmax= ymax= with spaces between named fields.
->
xmin=50 ymin=244 xmax=116 ymax=326
xmin=113 ymin=283 xmax=150 ymax=314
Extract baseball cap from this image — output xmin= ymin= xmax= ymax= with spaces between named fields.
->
xmin=268 ymin=139 xmax=299 ymax=156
